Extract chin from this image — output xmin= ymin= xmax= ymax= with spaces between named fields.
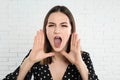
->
xmin=53 ymin=48 xmax=62 ymax=52
xmin=52 ymin=47 xmax=64 ymax=52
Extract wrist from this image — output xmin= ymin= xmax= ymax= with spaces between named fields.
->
xmin=75 ymin=59 xmax=84 ymax=67
xmin=24 ymin=57 xmax=35 ymax=66
xmin=27 ymin=51 xmax=37 ymax=64
xmin=18 ymin=57 xmax=35 ymax=80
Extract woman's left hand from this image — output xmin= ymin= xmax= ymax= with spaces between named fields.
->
xmin=61 ymin=33 xmax=83 ymax=66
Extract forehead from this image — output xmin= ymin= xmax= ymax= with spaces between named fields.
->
xmin=48 ymin=12 xmax=70 ymax=23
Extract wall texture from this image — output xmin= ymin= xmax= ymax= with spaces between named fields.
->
xmin=0 ymin=0 xmax=120 ymax=80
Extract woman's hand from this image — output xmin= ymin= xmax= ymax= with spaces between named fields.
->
xmin=61 ymin=33 xmax=83 ymax=66
xmin=61 ymin=33 xmax=89 ymax=80
xmin=28 ymin=30 xmax=55 ymax=63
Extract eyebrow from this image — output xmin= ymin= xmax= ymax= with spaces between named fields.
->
xmin=48 ymin=22 xmax=68 ymax=24
xmin=61 ymin=22 xmax=68 ymax=24
xmin=48 ymin=22 xmax=55 ymax=24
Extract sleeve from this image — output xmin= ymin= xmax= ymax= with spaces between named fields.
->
xmin=3 ymin=49 xmax=33 ymax=80
xmin=82 ymin=51 xmax=99 ymax=80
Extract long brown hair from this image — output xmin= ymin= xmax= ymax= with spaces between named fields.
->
xmin=42 ymin=5 xmax=76 ymax=64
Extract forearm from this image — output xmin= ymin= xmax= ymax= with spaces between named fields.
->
xmin=17 ymin=57 xmax=34 ymax=80
xmin=76 ymin=60 xmax=88 ymax=80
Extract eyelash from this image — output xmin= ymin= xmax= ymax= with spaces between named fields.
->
xmin=62 ymin=25 xmax=68 ymax=27
xmin=48 ymin=25 xmax=54 ymax=27
xmin=48 ymin=25 xmax=68 ymax=27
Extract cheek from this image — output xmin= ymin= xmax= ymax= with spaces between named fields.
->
xmin=66 ymin=27 xmax=72 ymax=36
xmin=63 ymin=29 xmax=71 ymax=42
xmin=46 ymin=28 xmax=53 ymax=41
xmin=66 ymin=32 xmax=71 ymax=39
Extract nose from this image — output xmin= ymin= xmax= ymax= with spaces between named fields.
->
xmin=54 ymin=27 xmax=60 ymax=34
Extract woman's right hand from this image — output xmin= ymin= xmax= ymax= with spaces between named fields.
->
xmin=28 ymin=30 xmax=54 ymax=64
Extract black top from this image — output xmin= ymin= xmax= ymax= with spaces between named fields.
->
xmin=3 ymin=50 xmax=99 ymax=80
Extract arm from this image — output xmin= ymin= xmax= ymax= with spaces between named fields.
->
xmin=17 ymin=30 xmax=54 ymax=80
xmin=82 ymin=51 xmax=99 ymax=80
xmin=3 ymin=67 xmax=20 ymax=80
xmin=17 ymin=57 xmax=34 ymax=80
xmin=61 ymin=33 xmax=88 ymax=80
xmin=75 ymin=55 xmax=89 ymax=80
xmin=4 ymin=30 xmax=55 ymax=80
xmin=61 ymin=33 xmax=98 ymax=80
xmin=3 ymin=50 xmax=32 ymax=80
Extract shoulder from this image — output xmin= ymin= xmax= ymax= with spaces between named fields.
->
xmin=81 ymin=51 xmax=90 ymax=57
xmin=81 ymin=51 xmax=92 ymax=62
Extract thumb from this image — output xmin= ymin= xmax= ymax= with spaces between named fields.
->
xmin=60 ymin=51 xmax=69 ymax=59
xmin=45 ymin=52 xmax=55 ymax=58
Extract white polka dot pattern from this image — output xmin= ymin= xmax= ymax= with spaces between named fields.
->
xmin=3 ymin=51 xmax=99 ymax=80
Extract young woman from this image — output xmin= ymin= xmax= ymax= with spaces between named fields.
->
xmin=3 ymin=5 xmax=98 ymax=80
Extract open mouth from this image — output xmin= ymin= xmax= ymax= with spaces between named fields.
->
xmin=54 ymin=36 xmax=62 ymax=48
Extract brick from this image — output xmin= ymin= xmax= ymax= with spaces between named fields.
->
xmin=0 ymin=0 xmax=120 ymax=80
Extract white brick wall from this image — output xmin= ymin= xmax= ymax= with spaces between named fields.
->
xmin=0 ymin=0 xmax=120 ymax=80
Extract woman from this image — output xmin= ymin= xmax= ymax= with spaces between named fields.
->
xmin=3 ymin=5 xmax=98 ymax=80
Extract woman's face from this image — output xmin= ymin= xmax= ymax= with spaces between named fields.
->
xmin=46 ymin=12 xmax=71 ymax=52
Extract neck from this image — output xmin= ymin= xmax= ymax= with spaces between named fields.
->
xmin=52 ymin=52 xmax=68 ymax=64
xmin=51 ymin=44 xmax=69 ymax=64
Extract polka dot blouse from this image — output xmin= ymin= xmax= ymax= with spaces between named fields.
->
xmin=3 ymin=51 xmax=99 ymax=80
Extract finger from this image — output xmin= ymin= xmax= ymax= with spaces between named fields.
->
xmin=75 ymin=34 xmax=79 ymax=47
xmin=77 ymin=39 xmax=80 ymax=50
xmin=35 ymin=31 xmax=39 ymax=46
xmin=74 ymin=34 xmax=76 ymax=47
xmin=37 ymin=31 xmax=41 ymax=49
xmin=73 ymin=33 xmax=75 ymax=46
xmin=45 ymin=52 xmax=55 ymax=58
xmin=74 ymin=33 xmax=78 ymax=45
xmin=34 ymin=34 xmax=37 ymax=44
xmin=38 ymin=30 xmax=44 ymax=50
xmin=33 ymin=35 xmax=37 ymax=49
xmin=60 ymin=51 xmax=69 ymax=59
xmin=37 ymin=30 xmax=40 ymax=38
xmin=41 ymin=30 xmax=45 ymax=48
xmin=76 ymin=34 xmax=79 ymax=42
xmin=71 ymin=33 xmax=74 ymax=49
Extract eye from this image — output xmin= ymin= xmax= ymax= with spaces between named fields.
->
xmin=62 ymin=25 xmax=68 ymax=27
xmin=48 ymin=25 xmax=54 ymax=27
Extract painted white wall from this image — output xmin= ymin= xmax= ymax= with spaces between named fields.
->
xmin=0 ymin=0 xmax=120 ymax=80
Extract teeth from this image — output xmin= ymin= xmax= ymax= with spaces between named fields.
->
xmin=56 ymin=36 xmax=60 ymax=38
xmin=54 ymin=36 xmax=62 ymax=41
xmin=55 ymin=36 xmax=61 ymax=39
